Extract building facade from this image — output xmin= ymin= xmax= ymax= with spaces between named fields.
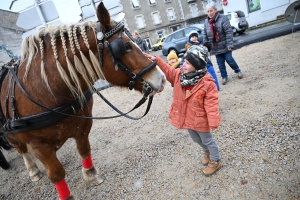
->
xmin=120 ymin=0 xmax=223 ymax=48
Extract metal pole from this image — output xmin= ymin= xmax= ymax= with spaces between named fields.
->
xmin=35 ymin=0 xmax=46 ymax=26
xmin=91 ymin=0 xmax=97 ymax=18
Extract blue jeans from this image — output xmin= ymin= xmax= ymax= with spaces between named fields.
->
xmin=216 ymin=51 xmax=240 ymax=79
xmin=188 ymin=129 xmax=220 ymax=161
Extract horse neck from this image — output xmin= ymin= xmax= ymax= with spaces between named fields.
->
xmin=21 ymin=23 xmax=104 ymax=104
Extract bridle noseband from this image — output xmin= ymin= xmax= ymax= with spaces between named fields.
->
xmin=96 ymin=21 xmax=156 ymax=96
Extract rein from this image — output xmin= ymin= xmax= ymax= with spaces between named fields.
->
xmin=0 ymin=65 xmax=153 ymax=134
xmin=0 ymin=21 xmax=158 ymax=134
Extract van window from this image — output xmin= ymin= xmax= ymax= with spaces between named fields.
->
xmin=236 ymin=11 xmax=245 ymax=17
xmin=226 ymin=14 xmax=231 ymax=20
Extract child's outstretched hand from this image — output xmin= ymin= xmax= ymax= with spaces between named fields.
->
xmin=143 ymin=53 xmax=156 ymax=61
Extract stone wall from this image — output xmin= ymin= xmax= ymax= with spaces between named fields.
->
xmin=0 ymin=9 xmax=25 ymax=62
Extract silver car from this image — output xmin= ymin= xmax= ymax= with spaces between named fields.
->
xmin=226 ymin=11 xmax=249 ymax=36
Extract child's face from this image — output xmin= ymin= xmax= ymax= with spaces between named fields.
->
xmin=182 ymin=59 xmax=196 ymax=74
xmin=190 ymin=36 xmax=198 ymax=43
xmin=168 ymin=58 xmax=177 ymax=65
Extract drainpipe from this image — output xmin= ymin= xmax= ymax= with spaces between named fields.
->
xmin=177 ymin=0 xmax=185 ymax=20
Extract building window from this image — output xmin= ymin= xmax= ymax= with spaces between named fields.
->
xmin=135 ymin=15 xmax=146 ymax=29
xmin=149 ymin=0 xmax=156 ymax=6
xmin=156 ymin=30 xmax=164 ymax=38
xmin=151 ymin=11 xmax=162 ymax=25
xmin=166 ymin=8 xmax=176 ymax=21
xmin=190 ymin=3 xmax=199 ymax=17
xmin=164 ymin=0 xmax=172 ymax=3
xmin=132 ymin=0 xmax=140 ymax=9
xmin=169 ymin=24 xmax=180 ymax=32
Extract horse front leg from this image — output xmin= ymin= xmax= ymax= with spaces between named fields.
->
xmin=74 ymin=121 xmax=104 ymax=186
xmin=6 ymin=136 xmax=42 ymax=181
xmin=33 ymin=145 xmax=75 ymax=200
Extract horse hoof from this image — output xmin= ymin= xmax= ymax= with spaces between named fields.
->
xmin=30 ymin=172 xmax=42 ymax=182
xmin=65 ymin=194 xmax=76 ymax=200
xmin=90 ymin=175 xmax=104 ymax=186
xmin=82 ymin=166 xmax=104 ymax=186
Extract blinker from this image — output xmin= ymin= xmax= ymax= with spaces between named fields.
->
xmin=110 ymin=38 xmax=127 ymax=58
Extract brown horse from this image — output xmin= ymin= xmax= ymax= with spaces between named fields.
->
xmin=0 ymin=2 xmax=165 ymax=199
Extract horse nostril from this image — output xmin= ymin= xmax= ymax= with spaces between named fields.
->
xmin=161 ymin=77 xmax=166 ymax=87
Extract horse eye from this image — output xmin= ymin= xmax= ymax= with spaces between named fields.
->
xmin=125 ymin=42 xmax=132 ymax=52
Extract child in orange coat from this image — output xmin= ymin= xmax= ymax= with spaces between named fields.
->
xmin=144 ymin=45 xmax=222 ymax=175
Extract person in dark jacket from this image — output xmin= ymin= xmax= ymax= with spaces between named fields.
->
xmin=185 ymin=30 xmax=201 ymax=51
xmin=133 ymin=30 xmax=149 ymax=53
xmin=203 ymin=1 xmax=243 ymax=85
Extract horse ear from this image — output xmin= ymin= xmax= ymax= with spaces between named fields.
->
xmin=96 ymin=2 xmax=111 ymax=32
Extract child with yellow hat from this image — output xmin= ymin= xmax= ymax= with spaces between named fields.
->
xmin=167 ymin=50 xmax=180 ymax=69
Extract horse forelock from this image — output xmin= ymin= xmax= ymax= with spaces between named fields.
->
xmin=20 ymin=22 xmax=104 ymax=104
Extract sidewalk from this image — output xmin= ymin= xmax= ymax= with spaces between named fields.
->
xmin=233 ymin=20 xmax=300 ymax=49
xmin=153 ymin=19 xmax=300 ymax=58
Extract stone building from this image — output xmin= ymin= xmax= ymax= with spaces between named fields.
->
xmin=120 ymin=0 xmax=223 ymax=48
xmin=0 ymin=9 xmax=25 ymax=62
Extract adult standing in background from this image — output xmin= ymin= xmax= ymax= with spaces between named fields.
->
xmin=133 ymin=30 xmax=149 ymax=53
xmin=203 ymin=1 xmax=243 ymax=85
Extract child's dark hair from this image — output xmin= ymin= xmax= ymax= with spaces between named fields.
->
xmin=203 ymin=42 xmax=212 ymax=52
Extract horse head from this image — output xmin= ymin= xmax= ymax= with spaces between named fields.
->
xmin=96 ymin=2 xmax=165 ymax=95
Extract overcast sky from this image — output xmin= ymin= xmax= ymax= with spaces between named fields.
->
xmin=0 ymin=0 xmax=81 ymax=23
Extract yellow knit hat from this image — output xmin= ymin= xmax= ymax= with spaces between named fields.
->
xmin=167 ymin=50 xmax=178 ymax=61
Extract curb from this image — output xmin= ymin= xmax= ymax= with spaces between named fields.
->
xmin=234 ymin=24 xmax=300 ymax=50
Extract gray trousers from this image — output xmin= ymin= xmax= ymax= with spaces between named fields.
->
xmin=188 ymin=129 xmax=220 ymax=161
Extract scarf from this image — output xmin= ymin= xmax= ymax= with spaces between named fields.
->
xmin=208 ymin=12 xmax=220 ymax=45
xmin=180 ymin=69 xmax=207 ymax=87
xmin=187 ymin=41 xmax=201 ymax=46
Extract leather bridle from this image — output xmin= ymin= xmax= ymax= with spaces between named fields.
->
xmin=96 ymin=21 xmax=156 ymax=96
xmin=0 ymin=21 xmax=159 ymax=134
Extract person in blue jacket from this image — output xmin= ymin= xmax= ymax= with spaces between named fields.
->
xmin=180 ymin=35 xmax=220 ymax=91
xmin=203 ymin=42 xmax=220 ymax=91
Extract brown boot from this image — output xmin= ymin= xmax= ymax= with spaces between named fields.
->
xmin=202 ymin=151 xmax=210 ymax=165
xmin=203 ymin=160 xmax=221 ymax=176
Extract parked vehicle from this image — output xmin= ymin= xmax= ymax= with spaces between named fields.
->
xmin=162 ymin=24 xmax=204 ymax=56
xmin=152 ymin=35 xmax=166 ymax=51
xmin=0 ymin=136 xmax=10 ymax=170
xmin=226 ymin=11 xmax=249 ymax=36
xmin=0 ymin=135 xmax=12 ymax=169
xmin=0 ymin=150 xmax=9 ymax=169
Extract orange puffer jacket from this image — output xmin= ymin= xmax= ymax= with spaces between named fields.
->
xmin=156 ymin=56 xmax=221 ymax=132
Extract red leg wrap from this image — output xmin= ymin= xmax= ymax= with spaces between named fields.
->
xmin=54 ymin=179 xmax=71 ymax=200
xmin=82 ymin=153 xmax=93 ymax=169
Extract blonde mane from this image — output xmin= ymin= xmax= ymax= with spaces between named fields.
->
xmin=20 ymin=21 xmax=105 ymax=104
